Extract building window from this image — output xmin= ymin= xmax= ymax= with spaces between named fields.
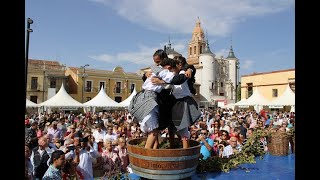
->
xmin=50 ymin=78 xmax=56 ymax=88
xmin=247 ymin=83 xmax=253 ymax=98
xmin=200 ymin=46 xmax=202 ymax=54
xmin=86 ymin=80 xmax=92 ymax=92
xmin=219 ymin=93 xmax=224 ymax=96
xmin=31 ymin=77 xmax=38 ymax=90
xmin=194 ymin=46 xmax=196 ymax=54
xmin=99 ymin=81 xmax=105 ymax=90
xmin=116 ymin=82 xmax=121 ymax=93
xmin=30 ymin=96 xmax=37 ymax=103
xmin=210 ymin=82 xmax=214 ymax=90
xmin=272 ymin=89 xmax=278 ymax=97
xmin=190 ymin=47 xmax=192 ymax=55
xmin=220 ymin=82 xmax=223 ymax=87
xmin=130 ymin=83 xmax=135 ymax=93
xmin=115 ymin=96 xmax=122 ymax=103
xmin=86 ymin=97 xmax=91 ymax=102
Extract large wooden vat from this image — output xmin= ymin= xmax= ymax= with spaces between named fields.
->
xmin=268 ymin=131 xmax=289 ymax=156
xmin=127 ymin=138 xmax=201 ymax=180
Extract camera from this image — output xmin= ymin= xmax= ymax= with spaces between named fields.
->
xmin=67 ymin=145 xmax=76 ymax=151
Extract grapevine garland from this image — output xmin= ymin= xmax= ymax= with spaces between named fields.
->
xmin=197 ymin=129 xmax=268 ymax=173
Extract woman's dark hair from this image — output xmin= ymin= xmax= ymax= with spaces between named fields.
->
xmin=173 ymin=55 xmax=187 ymax=67
xmin=153 ymin=49 xmax=168 ymax=59
xmin=160 ymin=57 xmax=176 ymax=68
xmin=219 ymin=140 xmax=228 ymax=147
xmin=49 ymin=150 xmax=65 ymax=164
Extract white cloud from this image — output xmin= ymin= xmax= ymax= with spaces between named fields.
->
xmin=91 ymin=0 xmax=294 ymax=37
xmin=88 ymin=54 xmax=113 ymax=62
xmin=242 ymin=60 xmax=254 ymax=69
xmin=89 ymin=45 xmax=155 ymax=65
xmin=89 ymin=41 xmax=186 ymax=66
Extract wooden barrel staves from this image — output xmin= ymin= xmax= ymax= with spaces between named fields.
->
xmin=127 ymin=138 xmax=201 ymax=180
xmin=268 ymin=131 xmax=289 ymax=156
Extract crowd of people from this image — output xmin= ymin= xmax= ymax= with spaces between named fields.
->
xmin=25 ymin=108 xmax=295 ymax=179
xmin=24 ymin=49 xmax=295 ymax=179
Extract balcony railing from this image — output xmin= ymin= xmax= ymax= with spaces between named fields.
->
xmin=85 ymin=87 xmax=108 ymax=93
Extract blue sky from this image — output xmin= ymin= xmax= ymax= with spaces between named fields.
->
xmin=26 ymin=0 xmax=295 ymax=77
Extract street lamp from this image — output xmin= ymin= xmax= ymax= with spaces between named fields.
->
xmin=80 ymin=64 xmax=89 ymax=103
xmin=235 ymin=61 xmax=240 ymax=102
xmin=25 ymin=18 xmax=33 ymax=89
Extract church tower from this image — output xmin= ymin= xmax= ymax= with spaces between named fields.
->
xmin=199 ymin=39 xmax=216 ymax=101
xmin=187 ymin=17 xmax=206 ymax=65
xmin=226 ymin=43 xmax=239 ymax=101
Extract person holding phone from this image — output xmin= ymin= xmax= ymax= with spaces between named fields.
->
xmin=197 ymin=129 xmax=214 ymax=160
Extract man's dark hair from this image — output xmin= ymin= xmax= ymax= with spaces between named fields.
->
xmin=49 ymin=150 xmax=65 ymax=164
xmin=160 ymin=58 xmax=176 ymax=68
xmin=153 ymin=49 xmax=168 ymax=59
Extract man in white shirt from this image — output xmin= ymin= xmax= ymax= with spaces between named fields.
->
xmin=47 ymin=121 xmax=62 ymax=143
xmin=222 ymin=137 xmax=241 ymax=158
xmin=92 ymin=124 xmax=106 ymax=152
xmin=77 ymin=137 xmax=98 ymax=180
xmin=92 ymin=124 xmax=106 ymax=144
xmin=103 ymin=125 xmax=118 ymax=145
xmin=30 ymin=136 xmax=54 ymax=179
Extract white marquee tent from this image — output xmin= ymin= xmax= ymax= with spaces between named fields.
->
xmin=269 ymin=84 xmax=295 ymax=112
xmin=235 ymin=88 xmax=271 ymax=111
xmin=234 ymin=98 xmax=248 ymax=108
xmin=26 ymin=98 xmax=39 ymax=108
xmin=269 ymin=85 xmax=295 ymax=106
xmin=119 ymin=87 xmax=137 ymax=107
xmin=39 ymin=83 xmax=84 ymax=108
xmin=83 ymin=86 xmax=122 ymax=108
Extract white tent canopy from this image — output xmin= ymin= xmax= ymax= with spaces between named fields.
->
xmin=83 ymin=86 xmax=122 ymax=108
xmin=26 ymin=98 xmax=39 ymax=108
xmin=119 ymin=87 xmax=137 ymax=107
xmin=238 ymin=88 xmax=271 ymax=106
xmin=234 ymin=98 xmax=248 ymax=107
xmin=269 ymin=84 xmax=295 ymax=106
xmin=39 ymin=83 xmax=84 ymax=108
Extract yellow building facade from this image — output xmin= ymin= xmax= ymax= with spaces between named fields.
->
xmin=27 ymin=59 xmax=67 ymax=103
xmin=66 ymin=66 xmax=143 ymax=103
xmin=240 ymin=69 xmax=295 ymax=101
